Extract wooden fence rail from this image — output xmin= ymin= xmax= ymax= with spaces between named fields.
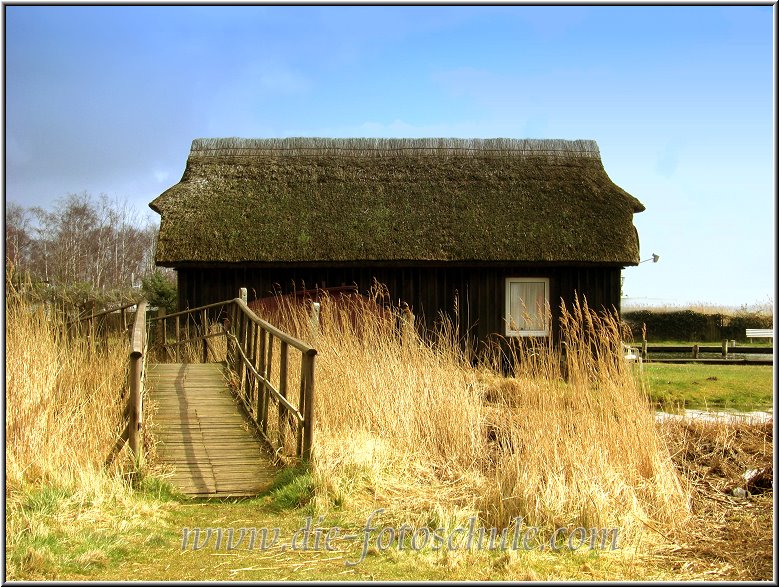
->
xmin=65 ymin=300 xmax=142 ymax=339
xmin=150 ymin=300 xmax=234 ymax=363
xmin=633 ymin=339 xmax=773 ymax=365
xmin=147 ymin=298 xmax=317 ymax=462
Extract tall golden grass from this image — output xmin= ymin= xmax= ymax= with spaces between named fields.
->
xmin=5 ymin=287 xmax=132 ymax=489
xmin=5 ymin=285 xmax=167 ymax=579
xmin=6 ymin=278 xmax=691 ymax=569
xmin=259 ymin=288 xmax=692 ymax=543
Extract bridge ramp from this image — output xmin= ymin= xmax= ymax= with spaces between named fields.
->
xmin=146 ymin=362 xmax=277 ymax=497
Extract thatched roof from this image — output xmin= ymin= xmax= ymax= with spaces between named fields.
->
xmin=150 ymin=138 xmax=644 ymax=267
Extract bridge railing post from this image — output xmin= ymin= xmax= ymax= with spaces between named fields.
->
xmin=278 ymin=341 xmax=289 ymax=453
xmin=301 ymin=349 xmax=316 ymax=461
xmin=128 ymin=301 xmax=148 ymax=470
xmin=175 ymin=315 xmax=181 ymax=362
xmin=257 ymin=327 xmax=267 ymax=424
xmin=222 ymin=296 xmax=317 ymax=464
xmin=201 ymin=308 xmax=208 ymax=363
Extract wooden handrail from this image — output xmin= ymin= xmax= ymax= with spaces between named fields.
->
xmin=229 ymin=298 xmax=317 ymax=461
xmin=149 ymin=296 xmax=317 ymax=462
xmin=227 ymin=336 xmax=305 ymax=422
xmin=233 ymin=298 xmax=317 ymax=355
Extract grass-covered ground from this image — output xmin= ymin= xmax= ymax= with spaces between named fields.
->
xmin=12 ymin=478 xmax=635 ymax=582
xmin=642 ymin=364 xmax=773 ymax=409
xmin=9 ymin=438 xmax=773 ymax=582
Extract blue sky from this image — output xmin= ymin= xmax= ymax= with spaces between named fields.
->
xmin=4 ymin=5 xmax=775 ymax=308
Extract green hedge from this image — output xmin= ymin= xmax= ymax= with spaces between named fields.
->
xmin=622 ymin=309 xmax=773 ymax=342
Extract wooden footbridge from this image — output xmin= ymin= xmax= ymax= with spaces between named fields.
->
xmin=91 ymin=295 xmax=316 ymax=498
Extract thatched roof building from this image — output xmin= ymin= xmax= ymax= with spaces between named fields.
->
xmin=151 ymin=137 xmax=644 ymax=347
xmin=151 ymin=138 xmax=643 ymax=267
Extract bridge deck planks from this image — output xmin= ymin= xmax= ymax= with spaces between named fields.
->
xmin=146 ymin=362 xmax=277 ymax=497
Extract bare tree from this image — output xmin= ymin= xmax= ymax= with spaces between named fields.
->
xmin=6 ymin=193 xmax=163 ymax=304
xmin=5 ymin=202 xmax=33 ymax=270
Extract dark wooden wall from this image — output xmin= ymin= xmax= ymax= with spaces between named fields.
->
xmin=175 ymin=264 xmax=622 ymax=350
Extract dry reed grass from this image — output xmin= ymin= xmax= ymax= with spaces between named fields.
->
xmin=6 ymin=280 xmax=769 ymax=579
xmin=256 ymin=288 xmax=692 ymax=547
xmin=5 ymin=285 xmax=164 ymax=579
xmin=480 ymin=300 xmax=690 ymax=536
xmin=5 ymin=287 xmax=132 ymax=488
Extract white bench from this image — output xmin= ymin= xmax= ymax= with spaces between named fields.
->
xmin=622 ymin=343 xmax=638 ymax=361
xmin=622 ymin=343 xmax=642 ymax=369
xmin=746 ymin=328 xmax=774 ymax=341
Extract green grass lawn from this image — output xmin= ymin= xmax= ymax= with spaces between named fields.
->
xmin=641 ymin=363 xmax=774 ymax=409
xmin=7 ymin=474 xmax=635 ymax=582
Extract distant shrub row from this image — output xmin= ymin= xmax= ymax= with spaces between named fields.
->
xmin=622 ymin=309 xmax=774 ymax=342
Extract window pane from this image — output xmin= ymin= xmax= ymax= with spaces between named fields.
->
xmin=509 ymin=281 xmax=546 ymax=332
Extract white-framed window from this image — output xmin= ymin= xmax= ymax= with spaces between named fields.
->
xmin=505 ymin=277 xmax=550 ymax=337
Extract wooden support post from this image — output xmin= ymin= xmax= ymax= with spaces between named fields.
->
xmin=692 ymin=344 xmax=699 ymax=359
xmin=201 ymin=309 xmax=208 ymax=363
xmin=298 ymin=354 xmax=307 ymax=457
xmin=157 ymin=309 xmax=166 ymax=340
xmin=128 ymin=352 xmax=143 ymax=459
xmin=641 ymin=339 xmax=648 ymax=361
xmin=237 ymin=312 xmax=246 ymax=397
xmin=244 ymin=320 xmax=254 ymax=405
xmin=128 ymin=301 xmax=148 ymax=469
xmin=278 ymin=341 xmax=289 ymax=452
xmin=175 ymin=315 xmax=181 ymax=362
xmin=262 ymin=334 xmax=274 ymax=435
xmin=401 ymin=304 xmax=415 ymax=346
xmin=301 ymin=350 xmax=316 ymax=461
xmin=240 ymin=287 xmax=248 ymax=305
xmin=254 ymin=324 xmax=261 ymax=406
xmin=257 ymin=328 xmax=267 ymax=423
xmin=311 ymin=302 xmax=321 ymax=338
xmin=228 ymin=302 xmax=237 ymax=372
xmin=722 ymin=339 xmax=728 ymax=358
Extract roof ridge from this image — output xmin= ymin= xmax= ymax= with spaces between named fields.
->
xmin=189 ymin=137 xmax=601 ymax=158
